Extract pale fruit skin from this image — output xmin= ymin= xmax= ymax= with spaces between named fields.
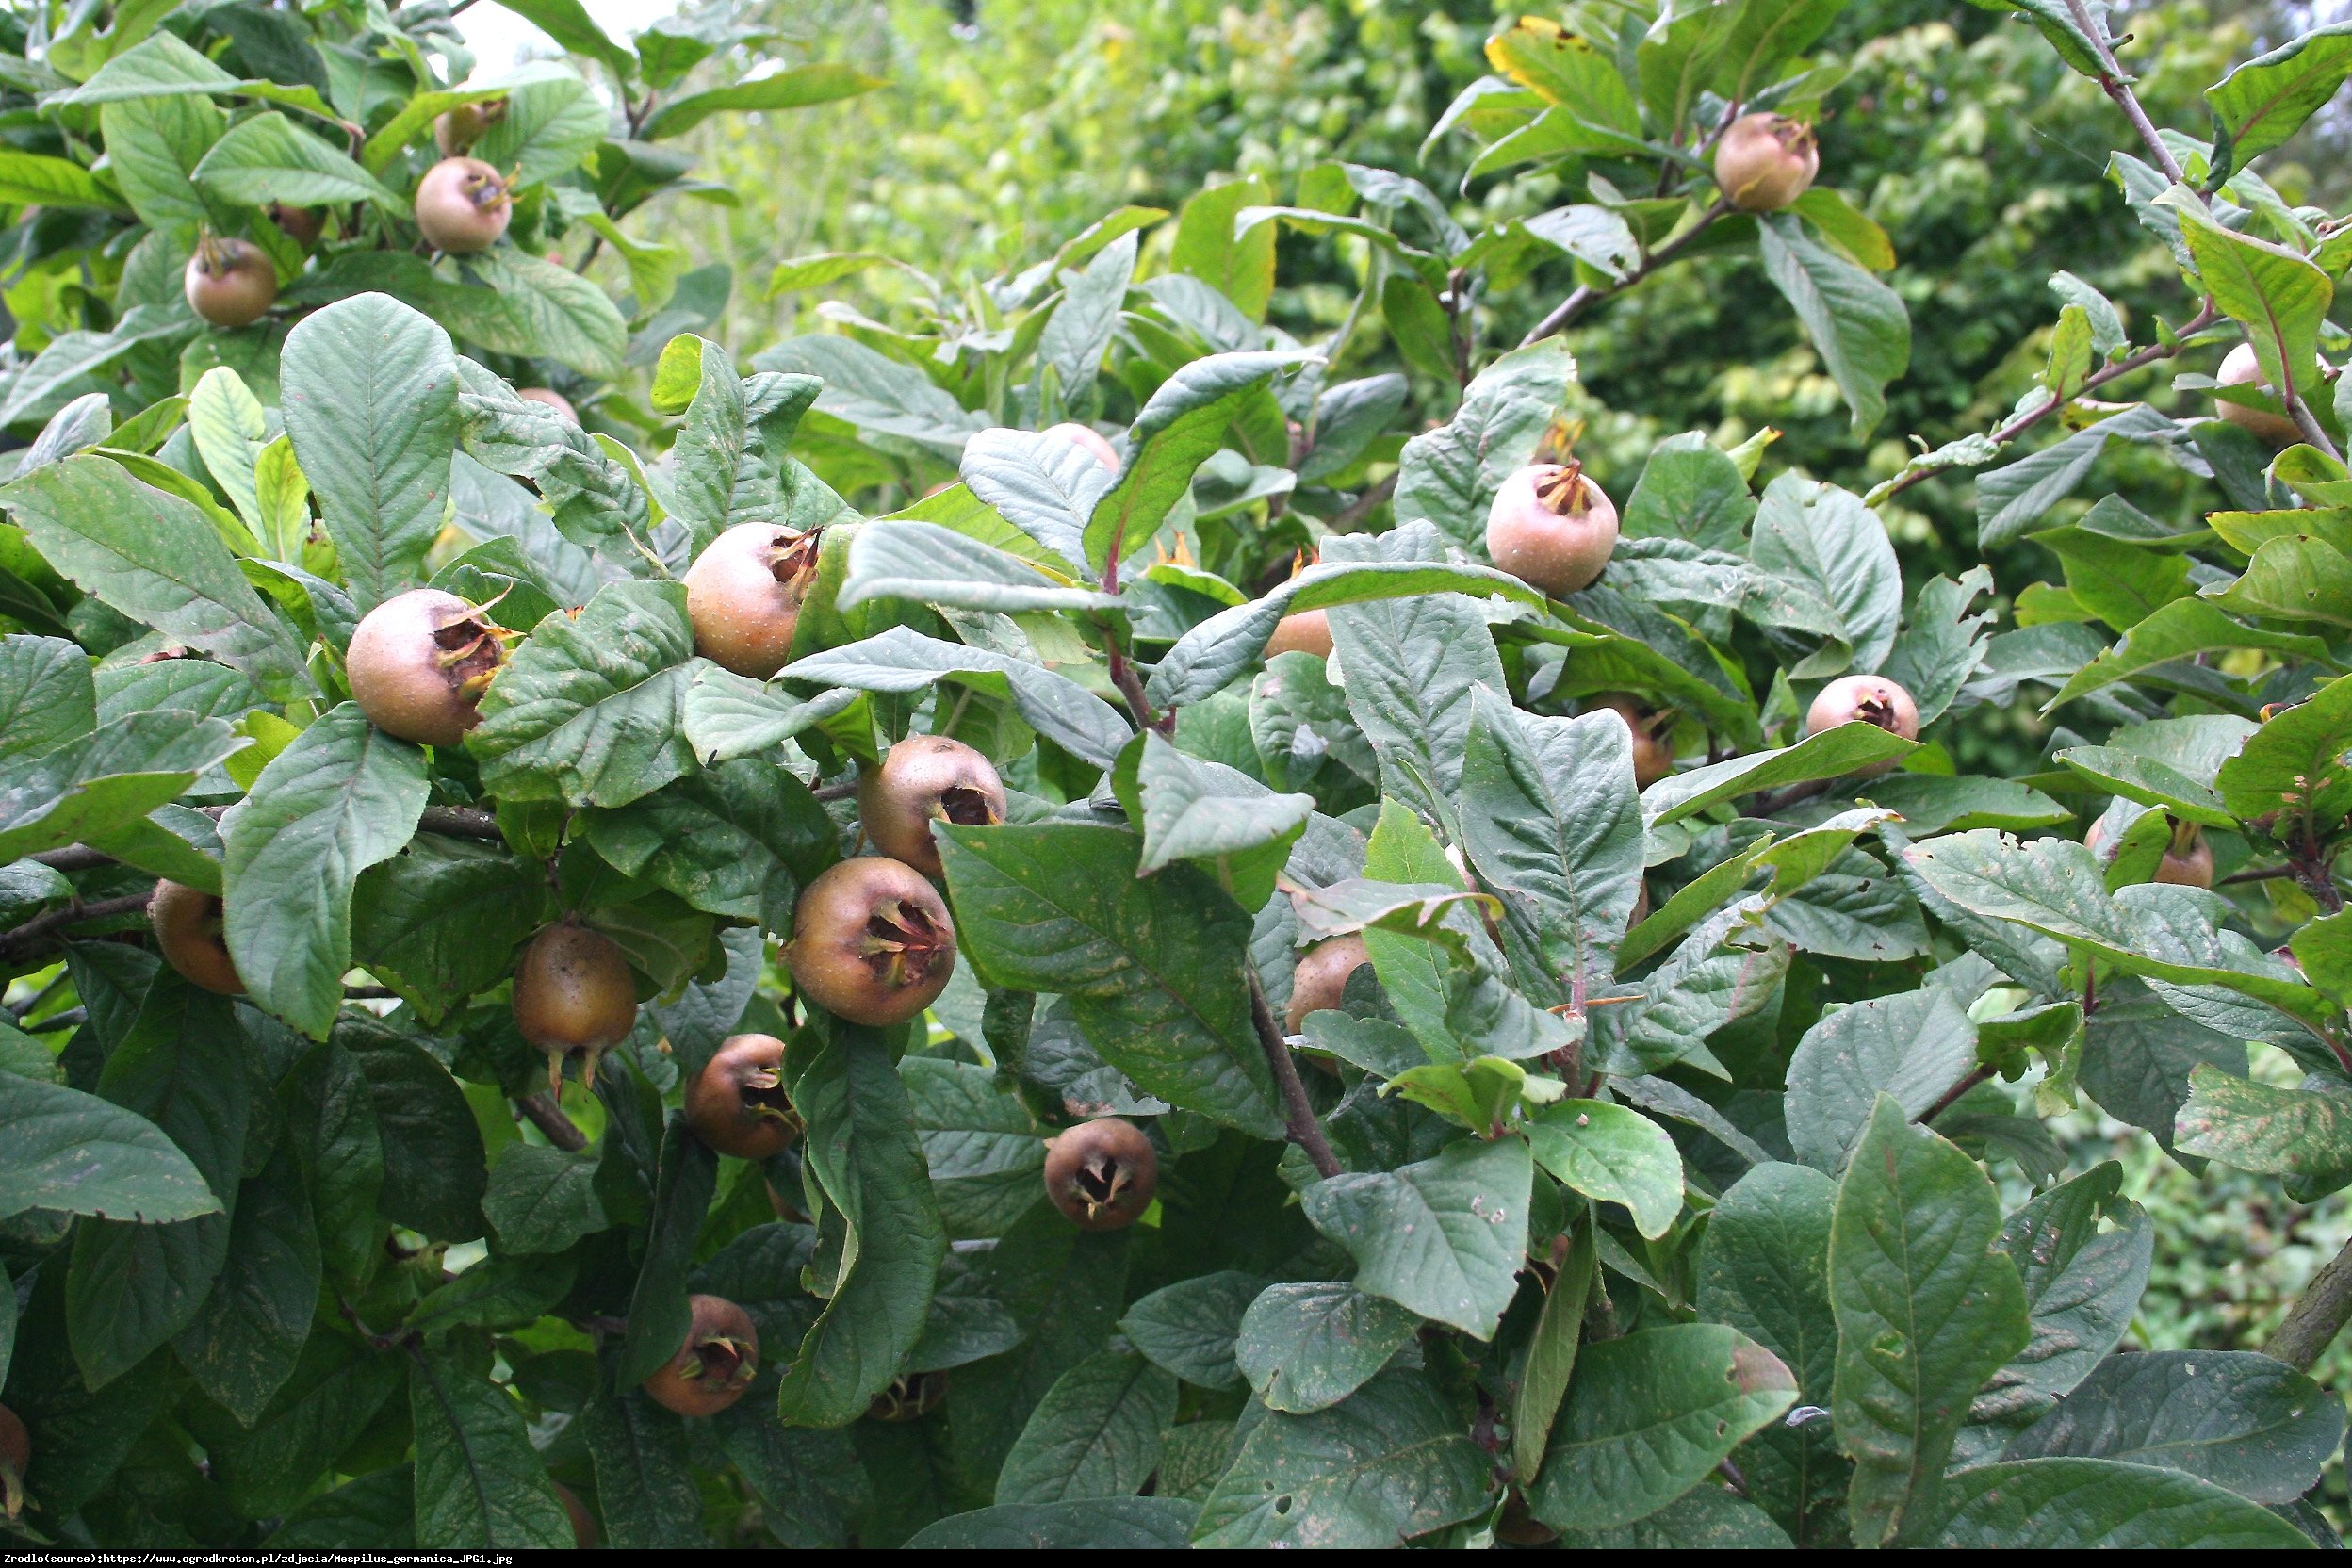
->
xmin=1486 ymin=464 xmax=1619 ymax=596
xmin=415 ymin=157 xmax=512 ymax=253
xmin=433 ymin=98 xmax=507 ymax=155
xmin=1042 ymin=421 xmax=1119 ymax=470
xmin=786 ymin=857 xmax=957 ymax=1026
xmin=640 ymin=1296 xmax=759 ymax=1417
xmin=858 ymin=735 xmax=1007 ymax=877
xmin=1714 ymin=114 xmax=1820 ymax=212
xmin=1284 ymin=934 xmax=1371 ymax=1035
xmin=1804 ymin=674 xmax=1919 ymax=777
xmin=345 ymin=589 xmax=505 ymax=748
xmin=267 ymin=203 xmax=322 ymax=247
xmin=554 ymin=1482 xmax=596 ymax=1550
xmin=681 ymin=522 xmax=822 ymax=678
xmin=1592 ymin=694 xmax=1673 ymax=788
xmin=684 ymin=1033 xmax=801 ymax=1160
xmin=1044 ymin=1118 xmax=1158 ymax=1232
xmin=183 ymin=238 xmax=275 ymax=329
xmin=1266 ymin=609 xmax=1334 ymax=659
xmin=151 ymin=880 xmax=243 ymax=995
xmin=512 ymin=923 xmax=639 ymax=1090
xmin=515 ymin=387 xmax=577 ymax=421
xmin=2216 ymin=342 xmax=2304 ymax=447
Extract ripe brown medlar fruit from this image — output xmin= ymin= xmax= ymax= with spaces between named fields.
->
xmin=1044 ymin=1118 xmax=1158 ymax=1232
xmin=1486 ymin=461 xmax=1619 ymax=597
xmin=681 ymin=521 xmax=824 ymax=678
xmin=0 ymin=1401 xmax=24 ymax=1519
xmin=515 ymin=387 xmax=577 ymax=421
xmin=183 ymin=237 xmax=275 ymax=329
xmin=415 ymin=157 xmax=513 ymax=253
xmin=1495 ymin=1488 xmax=1559 ymax=1546
xmin=866 ymin=1370 xmax=949 ymax=1422
xmin=1714 ymin=113 xmax=1819 ymax=212
xmin=345 ymin=588 xmax=508 ymax=748
xmin=1590 ymin=694 xmax=1674 ymax=788
xmin=1628 ymin=879 xmax=1652 ymax=932
xmin=2214 ymin=342 xmax=2304 ymax=447
xmin=1804 ymin=674 xmax=1919 ymax=778
xmin=151 ymin=879 xmax=243 ymax=995
xmin=1283 ymin=934 xmax=1370 ymax=1035
xmin=1266 ymin=607 xmax=1334 ymax=659
xmin=512 ymin=922 xmax=639 ymax=1092
xmin=1041 ymin=421 xmax=1119 ymax=470
xmin=2084 ymin=816 xmax=2215 ymax=890
xmin=858 ymin=735 xmax=1007 ymax=877
xmin=266 ymin=203 xmax=322 ymax=248
xmin=684 ymin=1033 xmax=802 ymax=1160
xmin=433 ymin=97 xmax=508 ymax=155
xmin=640 ymin=1295 xmax=760 ymax=1417
xmin=785 ymin=857 xmax=957 ymax=1026
xmin=554 ymin=1481 xmax=596 ymax=1550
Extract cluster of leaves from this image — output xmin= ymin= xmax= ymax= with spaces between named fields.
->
xmin=8 ymin=0 xmax=2352 ymax=1556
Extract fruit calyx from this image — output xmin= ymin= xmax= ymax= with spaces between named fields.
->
xmin=859 ymin=895 xmax=955 ymax=990
xmin=1044 ymin=1117 xmax=1159 ymax=1232
xmin=1533 ymin=460 xmax=1595 ymax=515
xmin=346 ymin=588 xmax=512 ymax=747
xmin=867 ymin=1369 xmax=949 ymax=1422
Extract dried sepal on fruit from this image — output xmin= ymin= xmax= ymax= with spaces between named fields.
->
xmin=641 ymin=1295 xmax=760 ymax=1417
xmin=866 ymin=1369 xmax=949 ymax=1422
xmin=684 ymin=1032 xmax=803 ymax=1160
xmin=1486 ymin=461 xmax=1619 ymax=597
xmin=512 ymin=921 xmax=639 ymax=1093
xmin=858 ymin=735 xmax=1006 ymax=877
xmin=1043 ymin=1117 xmax=1158 ymax=1232
xmin=786 ymin=857 xmax=957 ymax=1026
xmin=345 ymin=589 xmax=511 ymax=748
xmin=682 ymin=521 xmax=825 ymax=678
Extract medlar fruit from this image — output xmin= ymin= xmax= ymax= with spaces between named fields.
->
xmin=183 ymin=237 xmax=275 ymax=329
xmin=640 ymin=1295 xmax=759 ymax=1418
xmin=858 ymin=734 xmax=1007 ymax=877
xmin=1591 ymin=693 xmax=1674 ymax=788
xmin=2215 ymin=342 xmax=2303 ymax=447
xmin=681 ymin=521 xmax=824 ymax=678
xmin=433 ymin=97 xmax=508 ymax=155
xmin=415 ymin=157 xmax=513 ymax=253
xmin=785 ymin=857 xmax=957 ymax=1026
xmin=512 ymin=922 xmax=639 ymax=1092
xmin=1283 ymin=934 xmax=1370 ymax=1035
xmin=0 ymin=1401 xmax=24 ymax=1519
xmin=1804 ymin=674 xmax=1919 ymax=777
xmin=684 ymin=1033 xmax=802 ymax=1160
xmin=866 ymin=1370 xmax=949 ymax=1423
xmin=1265 ymin=608 xmax=1334 ymax=659
xmin=1041 ymin=421 xmax=1119 ymax=470
xmin=1714 ymin=113 xmax=1819 ymax=212
xmin=1486 ymin=461 xmax=1619 ymax=597
xmin=1044 ymin=1117 xmax=1158 ymax=1232
xmin=2084 ymin=816 xmax=2215 ymax=890
xmin=151 ymin=879 xmax=243 ymax=995
xmin=554 ymin=1481 xmax=596 ymax=1550
xmin=266 ymin=203 xmax=322 ymax=248
xmin=515 ymin=387 xmax=577 ymax=421
xmin=345 ymin=588 xmax=508 ymax=748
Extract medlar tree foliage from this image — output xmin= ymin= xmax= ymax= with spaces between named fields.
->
xmin=7 ymin=0 xmax=2352 ymax=1555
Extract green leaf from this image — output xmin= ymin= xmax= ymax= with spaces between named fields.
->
xmin=1784 ymin=985 xmax=1978 ymax=1172
xmin=2175 ymin=1062 xmax=2352 ymax=1186
xmin=1756 ymin=214 xmax=1909 ymax=433
xmin=1117 ymin=1270 xmax=1260 ymax=1391
xmin=1641 ymin=723 xmax=1916 ymax=825
xmin=464 ymin=249 xmax=630 ymax=382
xmin=191 ymin=111 xmax=404 ymax=211
xmin=264 ymin=1472 xmax=415 ymax=1550
xmin=841 ymin=520 xmax=1119 ymax=615
xmin=996 ymin=1348 xmax=1178 ymax=1504
xmin=2217 ymin=673 xmax=2352 ymax=832
xmin=1118 ymin=730 xmax=1311 ymax=907
xmin=617 ymin=1114 xmax=720 ymax=1388
xmin=1234 ymin=1279 xmax=1421 ymax=1414
xmin=482 ymin=1141 xmax=605 ymax=1255
xmin=909 ymin=1498 xmax=1201 ymax=1549
xmin=408 ymin=1253 xmax=573 ymax=1341
xmin=1394 ymin=339 xmax=1576 ymax=551
xmin=0 ymin=1069 xmax=220 ymax=1223
xmin=335 ymin=1016 xmax=486 ymax=1242
xmin=1697 ymin=1162 xmax=1838 ymax=1404
xmin=774 ymin=1022 xmax=946 ymax=1428
xmin=2207 ymin=24 xmax=2352 ymax=179
xmin=1298 ymin=1135 xmax=1531 ymax=1337
xmin=1931 ymin=1458 xmax=2314 ymax=1548
xmin=1510 ymin=1224 xmax=1595 ymax=1485
xmin=195 ymin=1331 xmax=403 ymax=1517
xmin=352 ymin=838 xmax=550 ymax=1025
xmin=223 ymin=704 xmax=428 ymax=1039
xmin=469 ymin=579 xmax=698 ymax=808
xmin=173 ymin=1148 xmax=318 ymax=1423
xmin=786 ymin=626 xmax=1131 ymax=770
xmin=1527 ymin=1100 xmax=1684 ymax=1239
xmin=470 ymin=69 xmax=608 ymax=188
xmin=2173 ymin=197 xmax=2332 ymax=424
xmin=1040 ymin=230 xmax=1139 ymax=400
xmin=408 ymin=1347 xmax=573 ymax=1548
xmin=585 ymin=1392 xmax=709 ymax=1549
xmin=1989 ymin=1161 xmax=2152 ymax=1408
xmin=1193 ymin=1367 xmax=1494 ymax=1548
xmin=1751 ymin=472 xmax=1903 ymax=675
xmin=2049 ymin=595 xmax=2332 ymax=710
xmin=2209 ymin=532 xmax=2352 ymax=628
xmin=1174 ymin=175 xmax=1277 ymax=320
xmin=712 ymin=1403 xmax=859 ymax=1547
xmin=1528 ymin=1323 xmax=1798 ymax=1532
xmin=1557 ymin=1485 xmax=1793 ymax=1548
xmin=639 ymin=61 xmax=886 ymax=139
xmin=2 ymin=454 xmax=311 ymax=698
xmin=0 ymin=710 xmax=241 ymax=863
xmin=1624 ymin=431 xmax=1756 ymax=551
xmin=957 ymin=427 xmax=1115 ymax=568
xmin=753 ymin=335 xmax=986 ymax=454
xmin=0 ymin=147 xmax=123 ymax=211
xmin=1829 ymin=1095 xmax=2030 ymax=1546
xmin=1085 ymin=351 xmax=1305 ymax=574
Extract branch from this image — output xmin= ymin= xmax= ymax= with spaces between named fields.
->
xmin=0 ymin=891 xmax=153 ymax=967
xmin=1521 ymin=197 xmax=1734 ymax=348
xmin=2063 ymin=0 xmax=2184 ymax=183
xmin=2268 ymin=1231 xmax=2352 ymax=1371
xmin=417 ymin=805 xmax=505 ymax=841
xmin=29 ymin=844 xmax=113 ymax=873
xmin=1245 ymin=966 xmax=1342 ymax=1179
xmin=811 ymin=778 xmax=858 ymax=802
xmin=515 ymin=1091 xmax=589 ymax=1152
xmin=1921 ymin=1063 xmax=1995 ymax=1124
xmin=1330 ymin=471 xmax=1397 ymax=534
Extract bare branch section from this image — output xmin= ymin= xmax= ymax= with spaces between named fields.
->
xmin=1245 ymin=967 xmax=1343 ymax=1180
xmin=2269 ymin=1233 xmax=2352 ymax=1371
xmin=1521 ymin=197 xmax=1735 ymax=348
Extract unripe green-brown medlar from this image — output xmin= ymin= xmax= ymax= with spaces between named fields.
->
xmin=867 ymin=1370 xmax=949 ymax=1422
xmin=858 ymin=735 xmax=1007 ymax=877
xmin=1486 ymin=462 xmax=1618 ymax=597
xmin=415 ymin=157 xmax=513 ymax=253
xmin=785 ymin=857 xmax=957 ymax=1026
xmin=515 ymin=387 xmax=577 ymax=421
xmin=640 ymin=1295 xmax=759 ymax=1417
xmin=681 ymin=522 xmax=823 ymax=678
xmin=433 ymin=97 xmax=508 ymax=155
xmin=1590 ymin=693 xmax=1674 ymax=788
xmin=151 ymin=879 xmax=243 ymax=995
xmin=2084 ymin=816 xmax=2215 ymax=890
xmin=512 ymin=922 xmax=638 ymax=1093
xmin=1266 ymin=608 xmax=1334 ymax=659
xmin=2215 ymin=343 xmax=2304 ymax=447
xmin=1714 ymin=113 xmax=1819 ymax=212
xmin=1044 ymin=1117 xmax=1157 ymax=1231
xmin=684 ymin=1033 xmax=801 ymax=1160
xmin=266 ymin=203 xmax=322 ymax=248
xmin=1041 ymin=421 xmax=1119 ymax=470
xmin=1804 ymin=674 xmax=1919 ymax=778
xmin=554 ymin=1481 xmax=596 ymax=1550
xmin=345 ymin=588 xmax=508 ymax=748
xmin=1284 ymin=934 xmax=1370 ymax=1035
xmin=183 ymin=237 xmax=275 ymax=329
